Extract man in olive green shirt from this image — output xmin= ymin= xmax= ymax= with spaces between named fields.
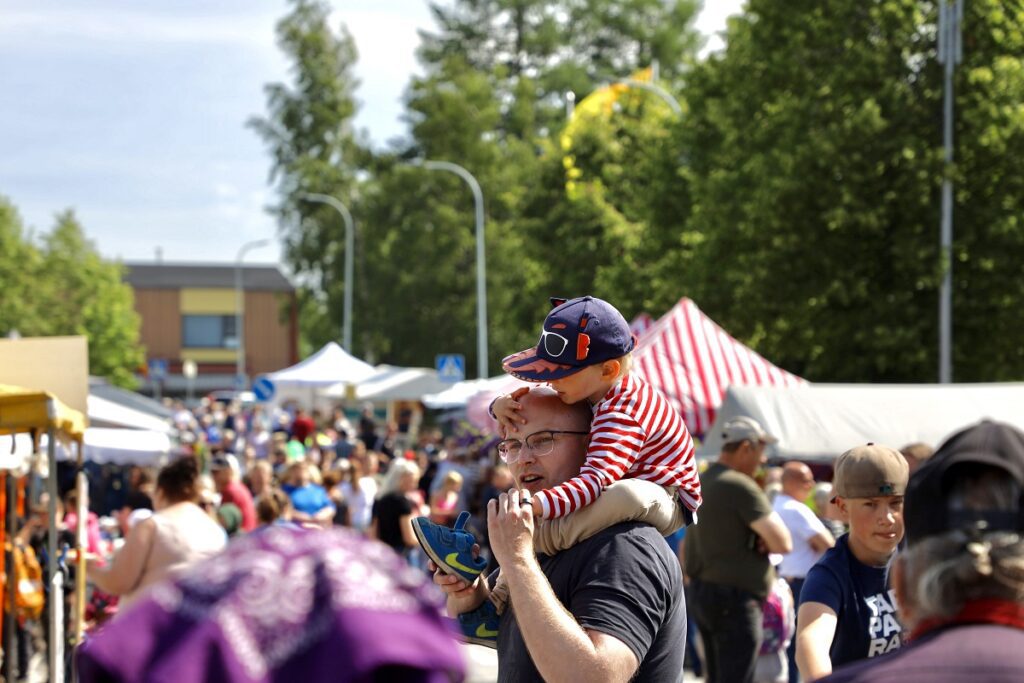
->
xmin=685 ymin=417 xmax=793 ymax=683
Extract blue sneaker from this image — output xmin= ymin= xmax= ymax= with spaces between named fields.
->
xmin=412 ymin=511 xmax=487 ymax=583
xmin=458 ymin=600 xmax=499 ymax=648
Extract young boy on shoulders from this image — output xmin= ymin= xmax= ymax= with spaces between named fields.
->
xmin=413 ymin=295 xmax=702 ymax=647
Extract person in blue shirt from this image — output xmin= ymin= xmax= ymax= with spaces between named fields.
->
xmin=796 ymin=444 xmax=909 ymax=681
xmin=281 ymin=461 xmax=336 ymax=527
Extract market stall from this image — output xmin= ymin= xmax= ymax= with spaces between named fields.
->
xmin=0 ymin=384 xmax=87 ymax=680
xmin=699 ymin=382 xmax=1024 ymax=462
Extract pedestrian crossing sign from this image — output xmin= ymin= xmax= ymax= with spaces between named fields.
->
xmin=436 ymin=354 xmax=466 ymax=383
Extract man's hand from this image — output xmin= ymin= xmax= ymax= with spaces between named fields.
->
xmin=492 ymin=387 xmax=530 ymax=433
xmin=428 ymin=552 xmax=487 ymax=617
xmin=488 ymin=488 xmax=536 ymax=569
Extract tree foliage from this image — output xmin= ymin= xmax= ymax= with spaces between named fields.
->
xmin=0 ymin=198 xmax=144 ymax=387
xmin=253 ymin=0 xmax=1024 ymax=383
xmin=681 ymin=0 xmax=1024 ymax=382
xmin=248 ymin=0 xmax=365 ymax=353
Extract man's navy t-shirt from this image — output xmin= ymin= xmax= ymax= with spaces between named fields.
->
xmin=799 ymin=534 xmax=903 ymax=668
xmin=496 ymin=522 xmax=685 ymax=682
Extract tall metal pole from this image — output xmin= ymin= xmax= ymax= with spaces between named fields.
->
xmin=235 ymin=239 xmax=272 ymax=390
xmin=938 ymin=0 xmax=962 ymax=384
xmin=300 ymin=193 xmax=355 ymax=352
xmin=418 ymin=160 xmax=488 ymax=379
xmin=45 ymin=414 xmax=60 ymax=682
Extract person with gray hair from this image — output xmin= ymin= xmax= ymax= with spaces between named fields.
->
xmin=821 ymin=420 xmax=1024 ymax=682
xmin=368 ymin=459 xmax=422 ymax=558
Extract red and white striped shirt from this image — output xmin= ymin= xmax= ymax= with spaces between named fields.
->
xmin=535 ymin=374 xmax=703 ymax=519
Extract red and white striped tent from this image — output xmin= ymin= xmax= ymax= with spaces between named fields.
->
xmin=629 ymin=313 xmax=655 ymax=340
xmin=633 ymin=298 xmax=805 ymax=438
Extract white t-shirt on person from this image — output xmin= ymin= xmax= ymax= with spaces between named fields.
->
xmin=773 ymin=493 xmax=831 ymax=578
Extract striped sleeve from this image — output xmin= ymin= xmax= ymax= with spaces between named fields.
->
xmin=534 ymin=411 xmax=646 ymax=519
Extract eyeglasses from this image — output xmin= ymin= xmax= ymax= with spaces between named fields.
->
xmin=539 ymin=329 xmax=570 ymax=358
xmin=497 ymin=430 xmax=589 ymax=463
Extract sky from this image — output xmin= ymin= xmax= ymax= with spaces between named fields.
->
xmin=0 ymin=0 xmax=744 ymax=266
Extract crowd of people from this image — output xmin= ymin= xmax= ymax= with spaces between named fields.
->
xmin=14 ymin=295 xmax=1022 ymax=683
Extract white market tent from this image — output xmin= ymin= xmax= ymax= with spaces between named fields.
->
xmin=698 ymin=383 xmax=1024 ymax=462
xmin=88 ymin=394 xmax=173 ymax=434
xmin=264 ymin=342 xmax=377 ymax=408
xmin=423 ymin=376 xmax=518 ymax=410
xmin=0 ymin=390 xmax=176 ymax=466
xmin=326 ymin=366 xmax=453 ymax=403
xmin=0 ymin=428 xmax=172 ymax=466
xmin=267 ymin=341 xmax=376 ymax=386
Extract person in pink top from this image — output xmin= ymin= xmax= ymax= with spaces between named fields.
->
xmin=211 ymin=454 xmax=257 ymax=532
xmin=428 ymin=471 xmax=463 ymax=526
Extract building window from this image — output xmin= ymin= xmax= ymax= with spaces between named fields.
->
xmin=182 ymin=315 xmax=238 ymax=348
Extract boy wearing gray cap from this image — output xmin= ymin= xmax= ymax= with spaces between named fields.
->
xmin=796 ymin=444 xmax=909 ymax=681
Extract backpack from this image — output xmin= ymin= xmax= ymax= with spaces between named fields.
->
xmin=4 ymin=541 xmax=44 ymax=621
xmin=760 ymin=578 xmax=793 ymax=655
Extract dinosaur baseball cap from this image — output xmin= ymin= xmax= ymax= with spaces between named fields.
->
xmin=904 ymin=420 xmax=1024 ymax=545
xmin=502 ymin=296 xmax=636 ymax=382
xmin=832 ymin=443 xmax=909 ymax=500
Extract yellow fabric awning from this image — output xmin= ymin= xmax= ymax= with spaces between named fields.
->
xmin=0 ymin=384 xmax=87 ymax=441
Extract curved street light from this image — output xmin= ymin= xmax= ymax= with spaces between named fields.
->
xmin=300 ymin=192 xmax=355 ymax=353
xmin=410 ymin=159 xmax=488 ymax=379
xmin=617 ymin=79 xmax=682 ymax=115
xmin=566 ymin=78 xmax=683 ymax=118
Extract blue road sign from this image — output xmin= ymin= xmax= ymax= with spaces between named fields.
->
xmin=252 ymin=376 xmax=276 ymax=402
xmin=148 ymin=358 xmax=168 ymax=381
xmin=436 ymin=354 xmax=466 ymax=383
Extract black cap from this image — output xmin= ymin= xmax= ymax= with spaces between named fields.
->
xmin=904 ymin=420 xmax=1024 ymax=546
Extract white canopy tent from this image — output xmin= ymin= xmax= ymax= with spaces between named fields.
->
xmin=88 ymin=394 xmax=173 ymax=434
xmin=264 ymin=342 xmax=377 ymax=409
xmin=699 ymin=383 xmax=1024 ymax=462
xmin=423 ymin=376 xmax=517 ymax=410
xmin=0 ymin=428 xmax=172 ymax=467
xmin=326 ymin=366 xmax=453 ymax=403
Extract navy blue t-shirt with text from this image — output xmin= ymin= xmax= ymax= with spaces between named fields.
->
xmin=798 ymin=534 xmax=902 ymax=668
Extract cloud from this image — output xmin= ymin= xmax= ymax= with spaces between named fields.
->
xmin=0 ymin=6 xmax=282 ymax=49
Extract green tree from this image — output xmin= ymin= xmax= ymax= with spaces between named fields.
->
xmin=0 ymin=200 xmax=143 ymax=387
xmin=419 ymin=0 xmax=702 ymax=133
xmin=248 ymin=0 xmax=364 ymax=353
xmin=680 ymin=0 xmax=947 ymax=382
xmin=0 ymin=197 xmax=46 ymax=339
xmin=37 ymin=211 xmax=144 ymax=387
xmin=679 ymin=0 xmax=1024 ymax=382
xmin=948 ymin=0 xmax=1024 ymax=380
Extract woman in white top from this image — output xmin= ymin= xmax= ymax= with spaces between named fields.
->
xmin=89 ymin=457 xmax=227 ymax=609
xmin=337 ymin=452 xmax=378 ymax=532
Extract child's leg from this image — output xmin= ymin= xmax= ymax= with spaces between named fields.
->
xmin=489 ymin=570 xmax=510 ymax=614
xmin=532 ymin=479 xmax=686 ymax=556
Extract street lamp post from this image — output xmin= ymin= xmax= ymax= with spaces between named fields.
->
xmin=414 ymin=160 xmax=488 ymax=379
xmin=938 ymin=0 xmax=963 ymax=384
xmin=300 ymin=193 xmax=355 ymax=352
xmin=235 ymin=238 xmax=272 ymax=390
